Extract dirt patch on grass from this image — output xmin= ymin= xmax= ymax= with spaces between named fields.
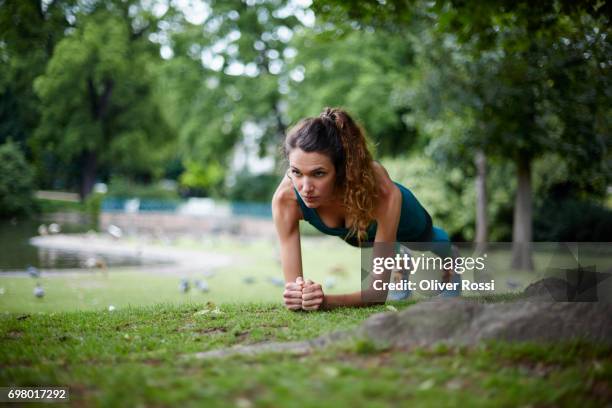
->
xmin=199 ymin=327 xmax=227 ymax=335
xmin=4 ymin=330 xmax=23 ymax=339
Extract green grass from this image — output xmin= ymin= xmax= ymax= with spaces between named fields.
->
xmin=0 ymin=236 xmax=363 ymax=313
xmin=2 ymin=235 xmax=610 ymax=405
xmin=34 ymin=198 xmax=86 ymax=214
xmin=3 ymin=234 xmax=607 ymax=314
xmin=1 ymin=302 xmax=610 ymax=407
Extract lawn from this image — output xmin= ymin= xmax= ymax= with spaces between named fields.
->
xmin=1 ymin=302 xmax=610 ymax=407
xmin=2 ymin=234 xmax=587 ymax=314
xmin=1 ymin=235 xmax=610 ymax=406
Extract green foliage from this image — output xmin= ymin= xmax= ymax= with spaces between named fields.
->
xmin=286 ymin=28 xmax=417 ymax=156
xmin=107 ymin=177 xmax=179 ymax=200
xmin=381 ymin=155 xmax=517 ymax=241
xmin=160 ymin=0 xmax=303 ymax=168
xmin=0 ymin=0 xmax=70 ymax=147
xmin=30 ymin=5 xmax=176 ymax=197
xmin=226 ymin=172 xmax=280 ymax=203
xmin=34 ymin=198 xmax=85 ymax=214
xmin=84 ymin=192 xmax=104 ymax=230
xmin=534 ymin=199 xmax=612 ymax=242
xmin=381 ymin=155 xmax=475 ymax=241
xmin=179 ymin=160 xmax=225 ymax=197
xmin=0 ymin=141 xmax=35 ymax=218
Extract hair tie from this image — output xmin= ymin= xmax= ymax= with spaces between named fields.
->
xmin=320 ymin=107 xmax=337 ymax=123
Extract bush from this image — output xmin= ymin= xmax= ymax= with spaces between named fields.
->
xmin=534 ymin=199 xmax=612 ymax=241
xmin=381 ymin=155 xmax=476 ymax=241
xmin=85 ymin=193 xmax=104 ymax=230
xmin=0 ymin=141 xmax=35 ymax=218
xmin=226 ymin=172 xmax=281 ymax=203
xmin=106 ymin=176 xmax=180 ymax=200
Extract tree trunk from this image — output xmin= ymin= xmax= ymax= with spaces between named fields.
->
xmin=474 ymin=150 xmax=488 ymax=255
xmin=511 ymin=155 xmax=534 ymax=271
xmin=79 ymin=150 xmax=97 ymax=201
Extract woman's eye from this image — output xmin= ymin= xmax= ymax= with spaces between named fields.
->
xmin=291 ymin=169 xmax=301 ymax=176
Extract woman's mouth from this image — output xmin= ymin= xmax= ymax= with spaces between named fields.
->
xmin=304 ymin=195 xmax=318 ymax=201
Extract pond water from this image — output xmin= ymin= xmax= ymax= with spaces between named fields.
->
xmin=0 ymin=215 xmax=152 ymax=272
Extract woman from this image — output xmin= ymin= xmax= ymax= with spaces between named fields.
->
xmin=272 ymin=107 xmax=457 ymax=311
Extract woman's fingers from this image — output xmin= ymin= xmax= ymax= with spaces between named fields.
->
xmin=285 ymin=302 xmax=302 ymax=310
xmin=302 ymin=282 xmax=323 ymax=310
xmin=282 ymin=278 xmax=324 ymax=311
xmin=284 ymin=298 xmax=302 ymax=307
xmin=302 ymin=297 xmax=323 ymax=307
xmin=283 ymin=289 xmax=302 ymax=299
xmin=303 ymin=283 xmax=322 ymax=293
xmin=283 ymin=279 xmax=305 ymax=310
xmin=302 ymin=297 xmax=323 ymax=310
xmin=285 ymin=282 xmax=302 ymax=291
xmin=301 ymin=290 xmax=322 ymax=301
xmin=284 ymin=295 xmax=303 ymax=310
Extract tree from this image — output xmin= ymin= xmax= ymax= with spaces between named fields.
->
xmin=31 ymin=2 xmax=175 ymax=199
xmin=0 ymin=0 xmax=74 ymax=147
xmin=285 ymin=27 xmax=417 ymax=156
xmin=314 ymin=0 xmax=612 ymax=270
xmin=0 ymin=140 xmax=35 ymax=218
xmin=160 ymin=0 xmax=305 ymax=190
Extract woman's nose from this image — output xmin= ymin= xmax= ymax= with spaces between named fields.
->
xmin=301 ymin=178 xmax=314 ymax=193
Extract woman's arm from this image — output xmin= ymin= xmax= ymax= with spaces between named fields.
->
xmin=320 ymin=162 xmax=402 ymax=310
xmin=272 ymin=176 xmax=305 ymax=310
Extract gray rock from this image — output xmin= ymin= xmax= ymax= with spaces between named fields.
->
xmin=523 ymin=277 xmax=572 ymax=301
xmin=188 ymin=278 xmax=612 ymax=360
xmin=359 ymin=299 xmax=612 ymax=348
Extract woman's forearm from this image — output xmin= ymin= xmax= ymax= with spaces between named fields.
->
xmin=322 ymin=291 xmax=385 ymax=310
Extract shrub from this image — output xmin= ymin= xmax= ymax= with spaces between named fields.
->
xmin=106 ymin=176 xmax=179 ymax=200
xmin=534 ymin=199 xmax=612 ymax=241
xmin=226 ymin=172 xmax=281 ymax=203
xmin=0 ymin=141 xmax=35 ymax=218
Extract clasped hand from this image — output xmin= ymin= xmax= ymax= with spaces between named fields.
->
xmin=283 ymin=277 xmax=324 ymax=311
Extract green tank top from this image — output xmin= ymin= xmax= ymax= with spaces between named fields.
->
xmin=293 ymin=182 xmax=433 ymax=247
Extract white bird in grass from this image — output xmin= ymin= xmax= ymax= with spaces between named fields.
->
xmin=84 ymin=257 xmax=107 ymax=269
xmin=33 ymin=283 xmax=44 ymax=298
xmin=506 ymin=278 xmax=522 ymax=291
xmin=268 ymin=277 xmax=284 ymax=287
xmin=27 ymin=266 xmax=40 ymax=278
xmin=38 ymin=224 xmax=48 ymax=236
xmin=107 ymin=224 xmax=123 ymax=239
xmin=324 ymin=277 xmax=337 ymax=289
xmin=179 ymin=278 xmax=190 ymax=293
xmin=194 ymin=279 xmax=209 ymax=293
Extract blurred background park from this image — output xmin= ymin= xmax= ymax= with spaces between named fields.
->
xmin=0 ymin=0 xmax=611 ymax=312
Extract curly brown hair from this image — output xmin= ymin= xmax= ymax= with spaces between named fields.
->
xmin=284 ymin=107 xmax=378 ymax=243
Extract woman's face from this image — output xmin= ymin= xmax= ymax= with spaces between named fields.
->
xmin=288 ymin=148 xmax=337 ymax=208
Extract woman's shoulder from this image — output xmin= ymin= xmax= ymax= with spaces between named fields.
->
xmin=371 ymin=161 xmax=400 ymax=200
xmin=272 ymin=175 xmax=302 ymax=221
